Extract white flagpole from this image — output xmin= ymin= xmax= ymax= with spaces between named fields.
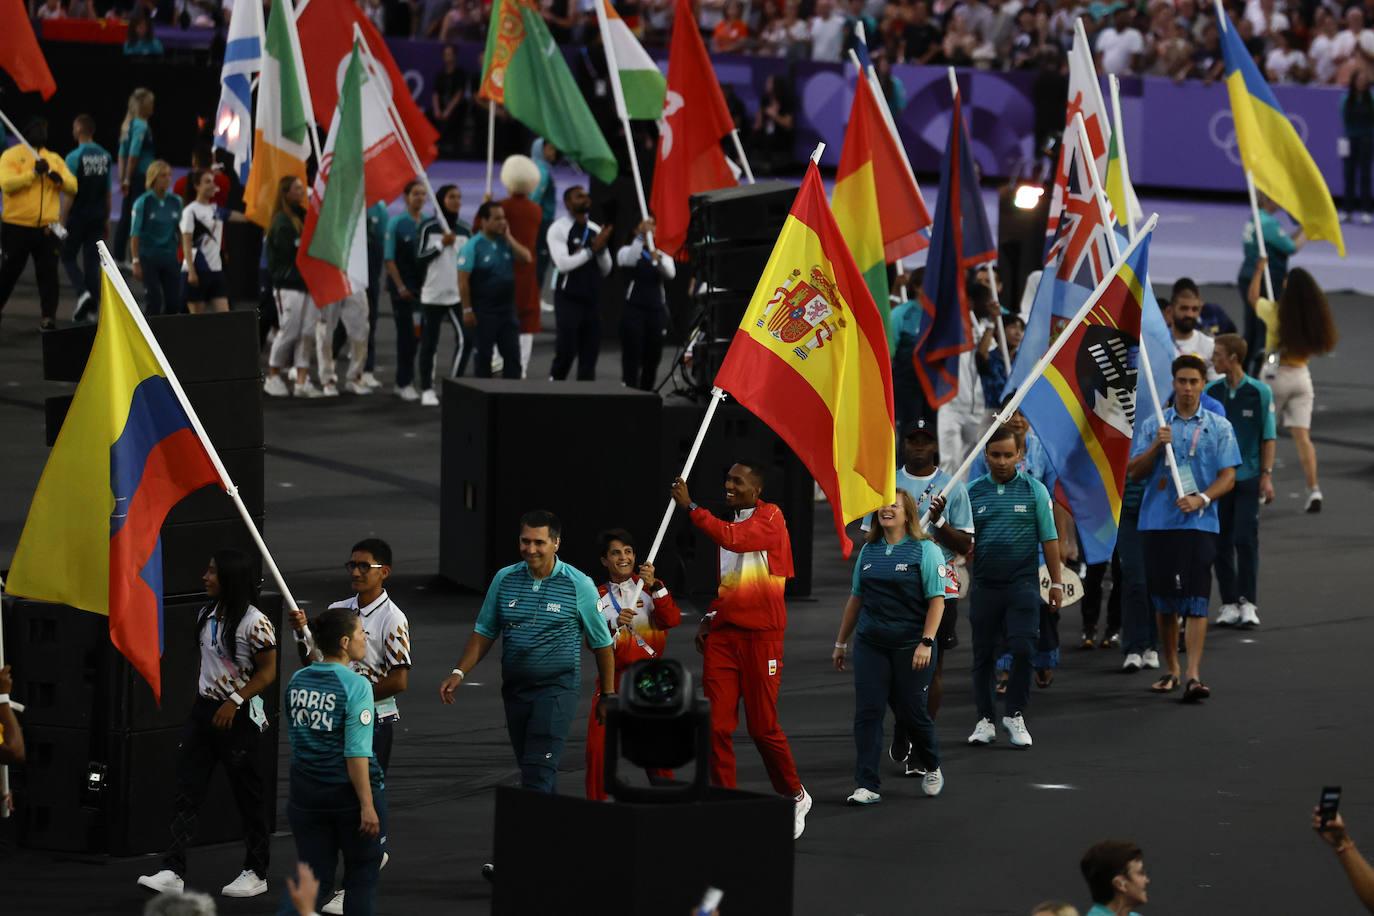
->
xmin=921 ymin=214 xmax=1161 ymax=526
xmin=0 ymin=573 xmax=8 ymax=818
xmin=1108 ymin=74 xmax=1138 ymax=242
xmin=285 ymin=0 xmax=324 ymax=166
xmin=485 ymin=103 xmax=497 ymax=200
xmin=1245 ymin=171 xmax=1276 ymax=301
xmin=95 ymin=243 xmax=302 ymax=613
xmin=729 ymin=131 xmax=755 ymax=184
xmin=946 ymin=68 xmax=1011 ymax=374
xmin=593 ymin=0 xmax=654 ymax=248
xmin=852 ymin=24 xmax=928 ymax=215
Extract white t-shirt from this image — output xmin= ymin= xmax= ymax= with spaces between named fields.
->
xmin=1173 ymin=329 xmax=1218 ymax=379
xmin=1244 ymin=3 xmax=1288 ymax=35
xmin=1310 ymin=34 xmax=1338 ymax=83
xmin=810 ymin=12 xmax=847 ymax=62
xmin=1266 ymin=48 xmax=1307 ymax=82
xmin=1333 ymin=29 xmax=1362 ymax=62
xmin=327 ymin=591 xmax=412 ymax=720
xmin=1097 ymin=27 xmax=1145 ymax=75
xmin=419 ymin=222 xmax=469 ymax=306
xmin=180 ymin=201 xmax=223 ymax=273
xmin=197 ymin=604 xmax=277 ymax=701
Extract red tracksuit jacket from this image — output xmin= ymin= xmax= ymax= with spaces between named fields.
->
xmin=596 ymin=577 xmax=681 ymax=671
xmin=689 ymin=500 xmax=794 ymax=635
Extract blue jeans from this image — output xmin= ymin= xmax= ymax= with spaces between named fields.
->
xmin=502 ymin=678 xmax=579 ymax=793
xmin=1216 ymin=476 xmax=1261 ymax=605
xmin=971 ymin=581 xmax=1039 ymax=721
xmin=282 ymin=789 xmax=387 ymax=916
xmin=1116 ymin=508 xmax=1156 ymax=654
xmin=854 ymin=638 xmax=938 ymax=791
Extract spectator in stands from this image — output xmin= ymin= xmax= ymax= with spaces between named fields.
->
xmin=437 ymin=0 xmax=470 ymax=41
xmin=362 ymin=0 xmax=386 ymax=32
xmin=124 ymin=12 xmax=165 ymax=56
xmin=1333 ymin=7 xmax=1370 ymax=81
xmin=1265 ymin=29 xmax=1309 ymax=83
xmin=431 ymin=44 xmax=470 ymax=159
xmin=114 ymin=88 xmax=156 ymax=263
xmin=760 ymin=0 xmax=811 ymax=59
xmin=419 ymin=0 xmax=451 ymax=37
xmin=1314 ymin=810 xmax=1374 ymax=913
xmin=37 ymin=0 xmax=66 ymax=19
xmin=130 ymin=160 xmax=184 ymax=318
xmin=1149 ymin=13 xmax=1194 ymax=80
xmin=1010 ymin=6 xmax=1047 ymax=69
xmin=1079 ymin=840 xmax=1150 ymax=916
xmin=874 ymin=51 xmax=907 ymax=111
xmin=811 ymin=0 xmax=849 ymax=61
xmin=712 ymin=0 xmax=751 ymax=52
xmin=698 ymin=0 xmax=727 ymax=34
xmin=751 ymin=74 xmax=797 ymax=175
xmin=1245 ymin=0 xmax=1287 ymax=38
xmin=1309 ymin=8 xmax=1340 ymax=85
xmin=942 ymin=9 xmax=980 ymax=65
xmin=1096 ymin=4 xmax=1146 ymax=76
xmin=844 ymin=0 xmax=878 ymax=55
xmin=1190 ymin=21 xmax=1225 ymax=82
xmin=1341 ymin=67 xmax=1374 ymax=223
xmin=902 ymin=0 xmax=942 ymax=64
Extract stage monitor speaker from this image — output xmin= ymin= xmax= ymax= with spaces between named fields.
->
xmin=657 ymin=399 xmax=814 ymax=600
xmin=688 ymin=181 xmax=797 ymax=248
xmin=492 ymin=786 xmax=793 ymax=916
xmin=439 ymin=380 xmax=663 ymax=590
xmin=42 ymin=310 xmax=262 ymax=384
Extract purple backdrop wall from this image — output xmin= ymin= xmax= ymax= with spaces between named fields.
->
xmin=385 ymin=39 xmax=1345 ymax=194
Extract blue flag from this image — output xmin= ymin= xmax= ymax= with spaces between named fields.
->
xmin=213 ymin=0 xmax=264 ymax=185
xmin=913 ymin=90 xmax=995 ymax=408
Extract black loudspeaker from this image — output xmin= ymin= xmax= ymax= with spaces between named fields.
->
xmin=223 ymin=221 xmax=264 ymax=303
xmin=41 ymin=310 xmax=262 ymax=384
xmin=491 ymin=786 xmax=793 ymax=916
xmin=688 ymin=181 xmax=798 ymax=248
xmin=439 ymin=379 xmax=663 ymax=590
xmin=657 ymin=398 xmax=814 ymax=600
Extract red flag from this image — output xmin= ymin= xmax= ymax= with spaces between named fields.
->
xmin=649 ymin=0 xmax=737 ymax=259
xmin=0 ymin=0 xmax=56 ymax=99
xmin=296 ymin=0 xmax=438 ymax=166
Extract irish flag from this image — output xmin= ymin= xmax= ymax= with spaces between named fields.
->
xmin=243 ymin=0 xmax=310 ymax=228
xmin=297 ymin=43 xmax=413 ymax=306
xmin=593 ymin=0 xmax=666 ymax=121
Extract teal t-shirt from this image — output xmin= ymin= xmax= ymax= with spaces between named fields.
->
xmin=286 ymin=662 xmax=383 ymax=792
xmin=130 ymin=189 xmax=182 ymax=260
xmin=850 ymin=536 xmax=949 ymax=648
xmin=65 ymin=141 xmax=113 ymax=219
xmin=118 ymin=117 xmax=155 ymax=179
xmin=457 ymin=232 xmax=516 ymax=313
xmin=1206 ymin=375 xmax=1276 ymax=481
xmin=384 ymin=211 xmax=422 ymax=294
xmin=474 ymin=559 xmax=612 ymax=684
xmin=1240 ymin=210 xmax=1296 ymax=279
xmin=967 ymin=470 xmax=1057 ymax=587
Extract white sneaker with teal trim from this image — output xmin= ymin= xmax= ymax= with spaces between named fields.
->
xmin=921 ymin=768 xmax=945 ymax=797
xmin=846 ymin=787 xmax=881 ymax=805
xmin=1002 ymin=714 xmax=1033 ymax=748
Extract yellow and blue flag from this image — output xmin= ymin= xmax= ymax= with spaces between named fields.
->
xmin=1018 ymin=229 xmax=1154 ymax=564
xmin=6 ymin=270 xmax=221 ymax=702
xmin=1220 ymin=15 xmax=1345 ymax=256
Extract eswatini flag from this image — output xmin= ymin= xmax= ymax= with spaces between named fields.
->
xmin=6 ymin=270 xmax=220 ymax=702
xmin=714 ymin=162 xmax=895 ymax=557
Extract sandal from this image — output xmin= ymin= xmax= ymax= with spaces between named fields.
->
xmin=1035 ymin=668 xmax=1055 ymax=688
xmin=1182 ymin=678 xmax=1211 ymax=703
xmin=1150 ymin=674 xmax=1180 ymax=693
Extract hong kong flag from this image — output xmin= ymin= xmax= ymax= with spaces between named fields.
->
xmin=648 ymin=0 xmax=737 ymax=259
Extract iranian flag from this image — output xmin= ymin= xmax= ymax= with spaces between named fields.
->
xmin=592 ymin=0 xmax=666 ymax=121
xmin=297 ymin=42 xmax=414 ymax=306
xmin=243 ymin=0 xmax=311 ymax=228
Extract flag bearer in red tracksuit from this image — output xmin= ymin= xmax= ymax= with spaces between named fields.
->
xmin=585 ymin=528 xmax=682 ymax=800
xmin=671 ymin=462 xmax=814 ymax=839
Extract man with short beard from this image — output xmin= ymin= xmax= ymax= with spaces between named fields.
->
xmin=1165 ymin=286 xmax=1218 ymax=380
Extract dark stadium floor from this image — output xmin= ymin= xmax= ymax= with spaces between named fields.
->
xmin=1 ymin=280 xmax=1372 ymax=915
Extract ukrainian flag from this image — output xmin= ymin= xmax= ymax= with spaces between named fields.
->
xmin=7 ymin=268 xmax=222 ymax=701
xmin=1220 ymin=14 xmax=1345 ymax=256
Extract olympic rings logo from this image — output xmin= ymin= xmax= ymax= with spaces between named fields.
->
xmin=1209 ymin=108 xmax=1310 ymax=165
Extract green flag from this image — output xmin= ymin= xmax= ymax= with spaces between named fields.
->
xmin=480 ymin=0 xmax=617 ymax=184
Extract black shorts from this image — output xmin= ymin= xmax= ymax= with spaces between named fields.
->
xmin=937 ymin=597 xmax=960 ymax=649
xmin=1142 ymin=529 xmax=1217 ymax=600
xmin=185 ymin=268 xmax=225 ymax=302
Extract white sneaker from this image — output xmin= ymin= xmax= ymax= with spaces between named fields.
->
xmin=1363 ymin=212 xmax=1373 ymax=225
xmin=221 ymin=869 xmax=267 ymax=898
xmin=1122 ymin=653 xmax=1143 ymax=672
xmin=295 ymin=380 xmax=323 ymax=399
xmin=345 ymin=379 xmax=372 ymax=395
xmin=137 ymin=870 xmax=183 ymax=894
xmin=1142 ymin=649 xmax=1161 ymax=669
xmin=846 ymin=787 xmax=881 ymax=805
xmin=321 ymin=382 xmax=340 ymax=398
xmin=420 ymin=389 xmax=440 ymax=407
xmin=1002 ymin=713 xmax=1033 ymax=748
xmin=1306 ymin=489 xmax=1323 ymax=513
xmin=793 ymin=787 xmax=813 ymax=839
xmin=921 ymin=768 xmax=944 ymax=797
xmin=360 ymin=371 xmax=383 ymax=389
xmin=967 ymin=717 xmax=997 ymax=745
xmin=263 ymin=374 xmax=290 ymax=398
xmin=322 ymin=889 xmax=346 ymax=915
xmin=1216 ymin=603 xmax=1242 ymax=627
xmin=1239 ymin=600 xmax=1261 ymax=628
xmin=395 ymin=384 xmax=419 ymax=402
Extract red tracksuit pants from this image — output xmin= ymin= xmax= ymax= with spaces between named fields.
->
xmin=703 ymin=628 xmax=802 ymax=798
xmin=585 ymin=674 xmax=674 ymax=800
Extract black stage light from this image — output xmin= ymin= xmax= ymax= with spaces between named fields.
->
xmin=602 ymin=658 xmax=712 ymax=803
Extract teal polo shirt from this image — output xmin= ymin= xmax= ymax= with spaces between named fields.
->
xmin=1206 ymin=375 xmax=1276 ymax=481
xmin=967 ymin=470 xmax=1057 ymax=587
xmin=285 ymin=662 xmax=383 ymax=798
xmin=117 ymin=117 xmax=155 ymax=180
xmin=129 ymin=189 xmax=182 ymax=260
xmin=475 ymin=559 xmax=612 ymax=685
xmin=850 ymin=535 xmax=949 ymax=648
xmin=457 ymin=232 xmax=516 ymax=314
xmin=384 ymin=211 xmax=422 ymax=294
xmin=65 ymin=141 xmax=113 ymax=219
xmin=1131 ymin=406 xmax=1242 ymax=533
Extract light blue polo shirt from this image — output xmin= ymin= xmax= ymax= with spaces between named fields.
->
xmin=862 ymin=466 xmax=973 ymax=566
xmin=475 ymin=558 xmax=612 ymax=684
xmin=1131 ymin=405 xmax=1242 ymax=533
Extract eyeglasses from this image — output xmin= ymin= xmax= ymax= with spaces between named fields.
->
xmin=344 ymin=561 xmax=385 ymax=572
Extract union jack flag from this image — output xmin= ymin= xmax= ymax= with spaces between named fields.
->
xmin=1044 ymin=124 xmax=1114 ymax=294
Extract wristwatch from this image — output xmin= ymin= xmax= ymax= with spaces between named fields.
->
xmin=919 ymin=636 xmax=935 ymax=648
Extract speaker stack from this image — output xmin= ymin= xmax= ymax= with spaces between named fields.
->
xmin=4 ymin=310 xmax=277 ymax=855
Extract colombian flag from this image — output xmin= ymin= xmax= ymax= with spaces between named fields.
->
xmin=1018 ymin=229 xmax=1154 ymax=564
xmin=1220 ymin=14 xmax=1344 ymax=256
xmin=714 ymin=162 xmax=895 ymax=557
xmin=7 ymin=270 xmax=221 ymax=701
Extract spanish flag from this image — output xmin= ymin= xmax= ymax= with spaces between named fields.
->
xmin=714 ymin=163 xmax=895 ymax=556
xmin=6 ymin=267 xmax=221 ymax=701
xmin=1220 ymin=12 xmax=1344 ymax=256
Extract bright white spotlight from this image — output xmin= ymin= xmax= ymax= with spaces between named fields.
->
xmin=1013 ymin=184 xmax=1044 ymax=210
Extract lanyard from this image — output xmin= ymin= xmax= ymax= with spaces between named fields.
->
xmin=1177 ymin=416 xmax=1204 ymax=459
xmin=607 ymin=582 xmax=656 ymax=656
xmin=209 ymin=615 xmax=229 ymax=660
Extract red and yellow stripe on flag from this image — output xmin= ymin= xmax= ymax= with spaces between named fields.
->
xmin=714 ymin=162 xmax=895 ymax=557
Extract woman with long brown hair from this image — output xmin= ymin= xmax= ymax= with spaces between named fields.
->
xmin=1248 ymin=262 xmax=1339 ymax=512
xmin=833 ymin=489 xmax=950 ymax=806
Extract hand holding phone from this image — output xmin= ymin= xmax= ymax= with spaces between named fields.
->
xmin=1319 ymin=786 xmax=1342 ymax=828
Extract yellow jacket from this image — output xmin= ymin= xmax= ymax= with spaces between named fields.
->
xmin=0 ymin=145 xmax=77 ymax=228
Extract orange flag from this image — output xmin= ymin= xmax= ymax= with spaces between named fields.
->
xmin=0 ymin=0 xmax=56 ymax=99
